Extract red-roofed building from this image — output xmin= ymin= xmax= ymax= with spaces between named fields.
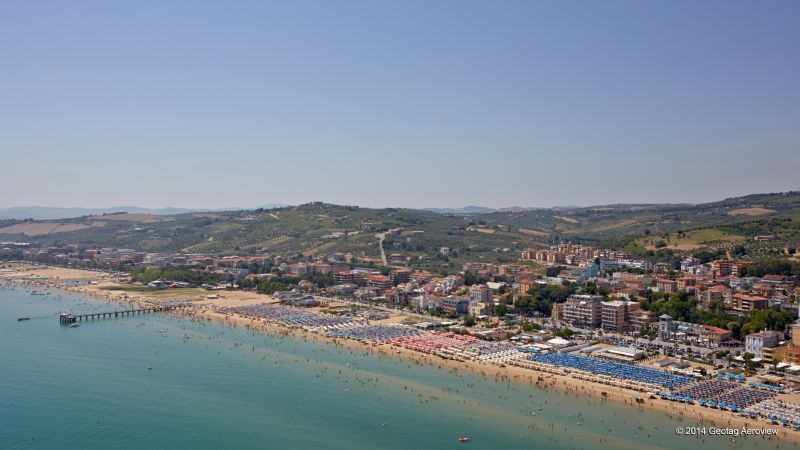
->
xmin=729 ymin=293 xmax=769 ymax=312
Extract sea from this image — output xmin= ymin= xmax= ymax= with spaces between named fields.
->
xmin=0 ymin=284 xmax=790 ymax=450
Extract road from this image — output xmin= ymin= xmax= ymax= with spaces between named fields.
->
xmin=375 ymin=232 xmax=388 ymax=266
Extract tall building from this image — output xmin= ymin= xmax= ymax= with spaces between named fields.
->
xmin=601 ymin=300 xmax=640 ymax=333
xmin=562 ymin=295 xmax=603 ymax=327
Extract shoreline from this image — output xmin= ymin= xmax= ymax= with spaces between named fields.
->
xmin=2 ymin=263 xmax=799 ymax=445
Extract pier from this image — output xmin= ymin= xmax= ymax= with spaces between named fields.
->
xmin=59 ymin=306 xmax=177 ymax=324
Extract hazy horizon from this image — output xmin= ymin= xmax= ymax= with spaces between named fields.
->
xmin=2 ymin=1 xmax=799 ymax=209
xmin=1 ymin=189 xmax=800 ymax=213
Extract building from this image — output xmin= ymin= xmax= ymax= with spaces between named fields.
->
xmin=442 ymin=297 xmax=470 ymax=315
xmin=793 ymin=324 xmax=800 ymax=348
xmin=656 ymin=279 xmax=678 ymax=293
xmin=333 ymin=270 xmax=364 ymax=285
xmin=729 ymin=293 xmax=769 ymax=312
xmin=699 ymin=325 xmax=732 ymax=346
xmin=629 ymin=310 xmax=657 ymax=333
xmin=469 ymin=286 xmax=492 ymax=303
xmin=551 ymin=302 xmax=565 ymax=321
xmin=745 ymin=331 xmax=782 ymax=361
xmin=600 ymin=300 xmax=640 ymax=333
xmin=518 ymin=278 xmax=537 ymax=295
xmin=711 ymin=259 xmax=734 ymax=278
xmin=562 ymin=295 xmax=603 ymax=327
xmin=700 ymin=285 xmax=730 ymax=308
xmin=658 ymin=314 xmax=702 ymax=342
xmin=365 ymin=274 xmax=392 ymax=290
xmin=390 ymin=268 xmax=412 ymax=285
xmin=676 ymin=276 xmax=696 ymax=293
xmin=468 ymin=301 xmax=488 ymax=317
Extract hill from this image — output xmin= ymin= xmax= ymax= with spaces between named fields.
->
xmin=1 ymin=192 xmax=798 ymax=266
xmin=0 ymin=204 xmax=287 ymax=220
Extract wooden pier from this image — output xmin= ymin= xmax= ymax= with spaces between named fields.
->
xmin=59 ymin=306 xmax=177 ymax=324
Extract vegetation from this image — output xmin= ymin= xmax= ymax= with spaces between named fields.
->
xmin=2 ymin=192 xmax=798 ymax=271
xmin=514 ymin=283 xmax=577 ymax=316
xmin=554 ymin=327 xmax=574 ymax=338
xmin=639 ymin=290 xmax=796 ymax=339
xmin=739 ymin=257 xmax=800 ymax=277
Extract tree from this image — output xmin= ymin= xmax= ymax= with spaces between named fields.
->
xmin=463 ymin=271 xmax=478 ymax=286
xmin=555 ymin=327 xmax=574 ymax=339
xmin=545 ymin=266 xmax=564 ymax=277
xmin=739 ymin=257 xmax=798 ymax=277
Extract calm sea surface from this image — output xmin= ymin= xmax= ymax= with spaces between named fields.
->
xmin=0 ymin=285 xmax=789 ymax=449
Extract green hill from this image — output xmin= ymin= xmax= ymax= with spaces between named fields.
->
xmin=2 ymin=192 xmax=799 ymax=266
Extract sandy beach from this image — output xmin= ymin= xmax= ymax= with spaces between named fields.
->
xmin=3 ymin=262 xmax=799 ymax=445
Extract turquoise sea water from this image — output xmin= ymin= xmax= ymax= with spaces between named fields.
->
xmin=0 ymin=285 xmax=791 ymax=450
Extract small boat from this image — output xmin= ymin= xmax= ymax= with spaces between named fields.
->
xmin=458 ymin=436 xmax=469 ymax=443
xmin=601 ymin=392 xmax=609 ymax=397
xmin=17 ymin=317 xmax=31 ymax=321
xmin=69 ymin=323 xmax=80 ymax=328
xmin=147 ymin=366 xmax=153 ymax=370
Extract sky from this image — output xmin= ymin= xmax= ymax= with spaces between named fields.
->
xmin=1 ymin=0 xmax=798 ymax=209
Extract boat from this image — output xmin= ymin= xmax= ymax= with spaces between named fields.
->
xmin=17 ymin=317 xmax=31 ymax=321
xmin=69 ymin=323 xmax=80 ymax=328
xmin=458 ymin=436 xmax=469 ymax=443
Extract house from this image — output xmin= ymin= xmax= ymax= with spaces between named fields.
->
xmin=745 ymin=331 xmax=782 ymax=361
xmin=699 ymin=325 xmax=732 ymax=346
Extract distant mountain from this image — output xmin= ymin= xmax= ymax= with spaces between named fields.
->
xmin=0 ymin=204 xmax=288 ymax=220
xmin=424 ymin=205 xmax=545 ymax=214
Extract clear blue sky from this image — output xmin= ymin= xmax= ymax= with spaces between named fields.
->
xmin=1 ymin=0 xmax=798 ymax=209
